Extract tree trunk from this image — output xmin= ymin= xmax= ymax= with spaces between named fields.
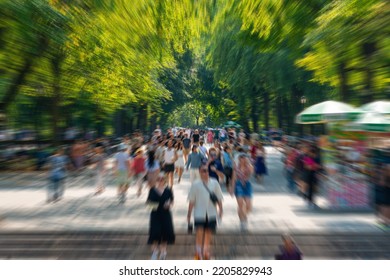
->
xmin=149 ymin=105 xmax=157 ymax=134
xmin=51 ymin=54 xmax=64 ymax=144
xmin=283 ymin=95 xmax=291 ymax=134
xmin=338 ymin=61 xmax=349 ymax=103
xmin=361 ymin=42 xmax=376 ymax=104
xmin=291 ymin=83 xmax=302 ymax=135
xmin=251 ymin=86 xmax=259 ymax=133
xmin=263 ymin=90 xmax=270 ymax=131
xmin=276 ymin=94 xmax=283 ymax=129
xmin=0 ymin=36 xmax=48 ymax=112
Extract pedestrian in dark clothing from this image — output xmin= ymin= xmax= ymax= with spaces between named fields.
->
xmin=147 ymin=173 xmax=175 ymax=260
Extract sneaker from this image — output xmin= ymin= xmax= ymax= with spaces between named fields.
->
xmin=119 ymin=193 xmax=126 ymax=204
xmin=159 ymin=252 xmax=167 ymax=260
xmin=194 ymin=253 xmax=202 ymax=260
xmin=151 ymin=250 xmax=159 ymax=260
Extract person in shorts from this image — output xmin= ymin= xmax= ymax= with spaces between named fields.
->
xmin=187 ymin=164 xmax=223 ymax=260
xmin=163 ymin=140 xmax=177 ymax=188
xmin=230 ymin=154 xmax=254 ymax=232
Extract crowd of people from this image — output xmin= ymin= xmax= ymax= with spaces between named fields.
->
xmin=43 ymin=126 xmax=316 ymax=260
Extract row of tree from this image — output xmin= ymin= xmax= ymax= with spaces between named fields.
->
xmin=0 ymin=0 xmax=389 ymax=139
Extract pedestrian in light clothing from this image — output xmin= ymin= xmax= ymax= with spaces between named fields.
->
xmin=91 ymin=144 xmax=107 ymax=195
xmin=163 ymin=140 xmax=177 ymax=188
xmin=114 ymin=143 xmax=131 ymax=203
xmin=186 ymin=145 xmax=205 ymax=183
xmin=187 ymin=164 xmax=223 ymax=260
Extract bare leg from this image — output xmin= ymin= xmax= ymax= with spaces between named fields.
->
xmin=236 ymin=197 xmax=246 ymax=221
xmin=195 ymin=228 xmax=205 ymax=260
xmin=203 ymin=229 xmax=212 ymax=259
xmin=159 ymin=242 xmax=168 ymax=259
xmin=178 ymin=167 xmax=183 ymax=183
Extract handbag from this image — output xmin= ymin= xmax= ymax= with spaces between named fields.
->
xmin=202 ymin=181 xmax=219 ymax=205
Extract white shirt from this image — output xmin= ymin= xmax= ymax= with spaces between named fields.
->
xmin=164 ymin=147 xmax=175 ymax=164
xmin=115 ymin=152 xmax=130 ymax=171
xmin=188 ymin=178 xmax=223 ymax=220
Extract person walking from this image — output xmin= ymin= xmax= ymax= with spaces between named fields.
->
xmin=221 ymin=145 xmax=234 ymax=191
xmin=302 ymin=147 xmax=321 ymax=209
xmin=114 ymin=143 xmax=131 ymax=203
xmin=186 ymin=145 xmax=205 ymax=183
xmin=174 ymin=142 xmax=185 ymax=183
xmin=230 ymin=154 xmax=254 ymax=232
xmin=92 ymin=144 xmax=107 ymax=195
xmin=187 ymin=164 xmax=223 ymax=260
xmin=207 ymin=130 xmax=214 ymax=145
xmin=207 ymin=148 xmax=225 ymax=184
xmin=163 ymin=140 xmax=177 ymax=188
xmin=47 ymin=147 xmax=70 ymax=203
xmin=71 ymin=139 xmax=86 ymax=175
xmin=192 ymin=129 xmax=200 ymax=146
xmin=182 ymin=134 xmax=191 ymax=164
xmin=131 ymin=148 xmax=146 ymax=197
xmin=253 ymin=141 xmax=267 ymax=184
xmin=145 ymin=150 xmax=160 ymax=189
xmin=147 ymin=173 xmax=175 ymax=260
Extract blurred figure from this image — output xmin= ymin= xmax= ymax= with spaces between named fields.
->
xmin=221 ymin=145 xmax=234 ymax=190
xmin=182 ymin=134 xmax=191 ymax=163
xmin=163 ymin=140 xmax=177 ymax=188
xmin=114 ymin=143 xmax=131 ymax=204
xmin=147 ymin=173 xmax=175 ymax=260
xmin=35 ymin=147 xmax=49 ymax=171
xmin=285 ymin=145 xmax=299 ymax=193
xmin=212 ymin=140 xmax=221 ymax=159
xmin=252 ymin=141 xmax=267 ymax=184
xmin=230 ymin=154 xmax=254 ymax=232
xmin=186 ymin=145 xmax=205 ymax=183
xmin=198 ymin=141 xmax=208 ymax=159
xmin=275 ymin=234 xmax=302 ymax=260
xmin=71 ymin=139 xmax=86 ymax=174
xmin=47 ymin=147 xmax=70 ymax=203
xmin=131 ymin=148 xmax=146 ymax=197
xmin=207 ymin=148 xmax=225 ymax=184
xmin=92 ymin=144 xmax=107 ymax=195
xmin=378 ymin=164 xmax=390 ymax=226
xmin=192 ymin=129 xmax=200 ymax=146
xmin=174 ymin=142 xmax=185 ymax=183
xmin=207 ymin=130 xmax=214 ymax=145
xmin=303 ymin=147 xmax=321 ymax=209
xmin=144 ymin=150 xmax=160 ymax=188
xmin=187 ymin=164 xmax=223 ymax=260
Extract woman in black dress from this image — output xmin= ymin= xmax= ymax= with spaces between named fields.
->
xmin=147 ymin=173 xmax=175 ymax=260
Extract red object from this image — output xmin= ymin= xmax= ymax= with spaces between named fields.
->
xmin=132 ymin=157 xmax=145 ymax=174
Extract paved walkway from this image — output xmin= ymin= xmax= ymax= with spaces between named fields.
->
xmin=0 ymin=147 xmax=386 ymax=233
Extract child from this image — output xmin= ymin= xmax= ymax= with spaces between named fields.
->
xmin=275 ymin=234 xmax=302 ymax=260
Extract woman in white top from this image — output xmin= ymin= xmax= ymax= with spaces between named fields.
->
xmin=187 ymin=164 xmax=223 ymax=260
xmin=163 ymin=140 xmax=177 ymax=188
xmin=144 ymin=150 xmax=160 ymax=188
xmin=175 ymin=141 xmax=185 ymax=183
